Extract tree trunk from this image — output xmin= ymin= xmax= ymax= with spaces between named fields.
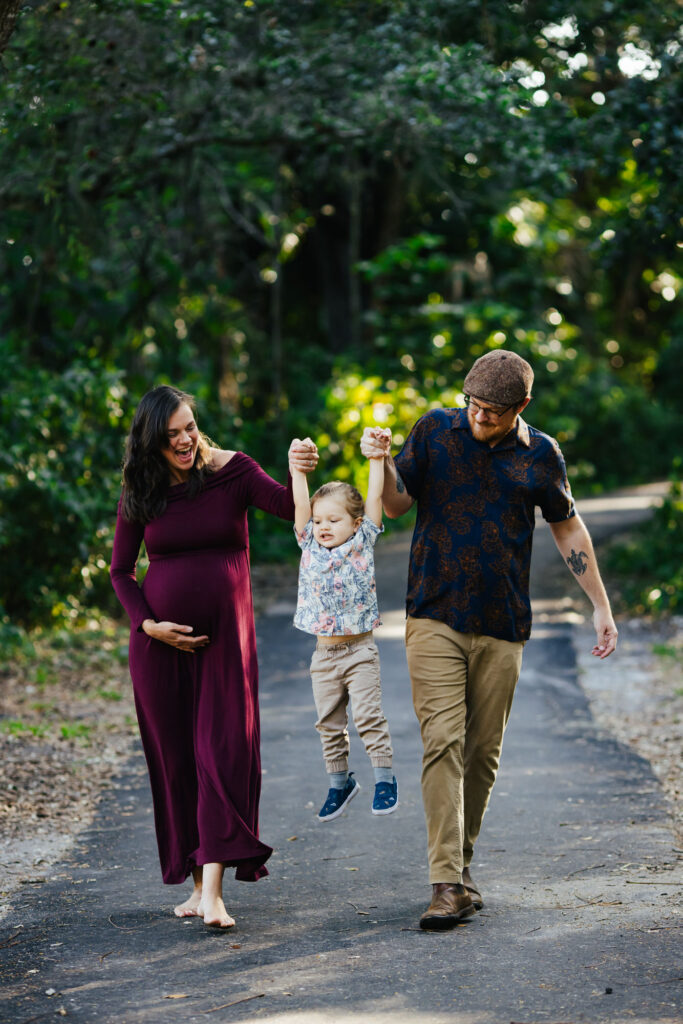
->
xmin=347 ymin=153 xmax=362 ymax=350
xmin=0 ymin=0 xmax=23 ymax=58
xmin=270 ymin=162 xmax=284 ymax=438
xmin=373 ymin=157 xmax=405 ymax=254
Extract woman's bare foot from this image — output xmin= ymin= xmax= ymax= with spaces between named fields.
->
xmin=174 ymin=867 xmax=203 ymax=918
xmin=198 ymin=894 xmax=235 ymax=929
xmin=174 ymin=889 xmax=202 ymax=918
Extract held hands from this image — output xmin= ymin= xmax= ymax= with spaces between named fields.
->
xmin=288 ymin=437 xmax=319 ymax=474
xmin=360 ymin=426 xmax=392 ymax=460
xmin=142 ymin=619 xmax=210 ymax=653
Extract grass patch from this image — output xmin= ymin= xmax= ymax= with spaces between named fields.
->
xmin=59 ymin=722 xmax=93 ymax=743
xmin=0 ymin=719 xmax=49 ymax=737
xmin=653 ymin=643 xmax=679 ymax=659
xmin=0 ymin=616 xmax=133 ymax=754
xmin=34 ymin=665 xmax=58 ymax=687
xmin=97 ymin=688 xmax=123 ymax=701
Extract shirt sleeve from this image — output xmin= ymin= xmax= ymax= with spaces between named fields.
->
xmin=394 ymin=414 xmax=430 ymax=500
xmin=244 ymin=456 xmax=295 ymax=521
xmin=109 ymin=505 xmax=155 ymax=631
xmin=537 ymin=438 xmax=577 ymax=523
xmin=295 ymin=518 xmax=314 ymax=550
xmin=355 ymin=515 xmax=383 ymax=548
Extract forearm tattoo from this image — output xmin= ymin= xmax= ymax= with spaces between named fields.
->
xmin=566 ymin=548 xmax=588 ymax=576
xmin=395 ymin=470 xmax=406 ymax=494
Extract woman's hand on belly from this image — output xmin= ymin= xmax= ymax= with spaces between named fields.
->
xmin=142 ymin=619 xmax=210 ymax=653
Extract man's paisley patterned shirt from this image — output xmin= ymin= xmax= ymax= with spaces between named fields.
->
xmin=394 ymin=408 xmax=575 ymax=642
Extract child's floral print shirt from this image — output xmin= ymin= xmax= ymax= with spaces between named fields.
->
xmin=294 ymin=515 xmax=383 ymax=636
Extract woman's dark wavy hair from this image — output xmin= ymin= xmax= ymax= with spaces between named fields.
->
xmin=120 ymin=385 xmax=214 ymax=523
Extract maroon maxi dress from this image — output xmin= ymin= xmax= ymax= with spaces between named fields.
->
xmin=110 ymin=453 xmax=294 ymax=885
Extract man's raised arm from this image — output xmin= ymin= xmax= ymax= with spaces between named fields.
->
xmin=360 ymin=427 xmax=414 ymax=519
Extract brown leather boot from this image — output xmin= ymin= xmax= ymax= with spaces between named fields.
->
xmin=419 ymin=883 xmax=475 ymax=931
xmin=462 ymin=866 xmax=483 ymax=910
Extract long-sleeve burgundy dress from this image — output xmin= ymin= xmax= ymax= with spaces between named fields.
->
xmin=110 ymin=453 xmax=294 ymax=885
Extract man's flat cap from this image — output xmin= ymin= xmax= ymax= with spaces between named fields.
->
xmin=463 ymin=350 xmax=533 ymax=406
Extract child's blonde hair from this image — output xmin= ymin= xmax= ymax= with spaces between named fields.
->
xmin=310 ymin=481 xmax=365 ymax=520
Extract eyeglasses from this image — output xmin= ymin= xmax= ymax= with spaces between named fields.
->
xmin=464 ymin=395 xmax=515 ymax=421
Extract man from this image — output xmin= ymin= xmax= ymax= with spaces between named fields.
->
xmin=361 ymin=349 xmax=617 ymax=930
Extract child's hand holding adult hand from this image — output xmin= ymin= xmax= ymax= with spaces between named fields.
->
xmin=360 ymin=427 xmax=391 ymax=460
xmin=375 ymin=427 xmax=392 ymax=456
xmin=289 ymin=437 xmax=318 ymax=474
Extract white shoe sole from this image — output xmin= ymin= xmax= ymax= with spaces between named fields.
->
xmin=317 ymin=781 xmax=360 ymax=822
xmin=371 ymin=799 xmax=399 ymax=816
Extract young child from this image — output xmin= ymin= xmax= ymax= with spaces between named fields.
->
xmin=290 ymin=432 xmax=398 ymax=822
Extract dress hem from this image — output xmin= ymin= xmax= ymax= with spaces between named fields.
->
xmin=162 ymin=848 xmax=272 ymax=886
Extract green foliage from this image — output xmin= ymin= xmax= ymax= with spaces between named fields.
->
xmin=0 ymin=0 xmax=681 ymax=630
xmin=607 ymin=473 xmax=683 ymax=615
xmin=316 ymin=232 xmax=681 ymax=492
xmin=0 ymin=349 xmax=125 ymax=626
xmin=0 ymin=608 xmax=30 ymax=659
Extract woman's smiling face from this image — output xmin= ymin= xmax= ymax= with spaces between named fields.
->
xmin=161 ymin=403 xmax=200 ymax=481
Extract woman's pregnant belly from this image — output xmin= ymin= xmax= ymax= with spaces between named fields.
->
xmin=142 ymin=548 xmax=250 ymax=639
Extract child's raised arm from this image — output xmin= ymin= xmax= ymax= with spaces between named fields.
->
xmin=288 ymin=437 xmax=314 ymax=535
xmin=365 ymin=428 xmax=391 ymax=528
xmin=291 ymin=470 xmax=311 ymax=535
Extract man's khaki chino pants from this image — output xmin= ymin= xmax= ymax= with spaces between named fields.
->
xmin=406 ymin=615 xmax=524 ymax=883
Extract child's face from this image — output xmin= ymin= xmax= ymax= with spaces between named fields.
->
xmin=312 ymin=496 xmax=362 ymax=549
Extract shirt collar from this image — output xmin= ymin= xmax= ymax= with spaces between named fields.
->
xmin=516 ymin=416 xmax=531 ymax=447
xmin=452 ymin=408 xmax=531 ymax=449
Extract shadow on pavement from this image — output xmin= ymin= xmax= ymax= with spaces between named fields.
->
xmin=2 ymin=488 xmax=680 ymax=1023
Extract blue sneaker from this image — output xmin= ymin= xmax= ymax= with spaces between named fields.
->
xmin=372 ymin=777 xmax=398 ymax=816
xmin=317 ymin=773 xmax=360 ymax=822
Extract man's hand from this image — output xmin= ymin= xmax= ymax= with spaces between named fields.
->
xmin=142 ymin=620 xmax=210 ymax=653
xmin=591 ymin=608 xmax=618 ymax=659
xmin=361 ymin=426 xmax=391 ymax=460
xmin=288 ymin=436 xmax=318 ymax=474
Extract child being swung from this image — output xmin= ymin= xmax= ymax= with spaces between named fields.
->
xmin=289 ymin=432 xmax=398 ymax=821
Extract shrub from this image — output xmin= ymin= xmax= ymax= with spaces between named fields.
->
xmin=0 ymin=351 xmax=125 ymax=627
xmin=607 ymin=470 xmax=683 ymax=615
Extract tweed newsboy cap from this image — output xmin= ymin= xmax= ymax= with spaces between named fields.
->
xmin=463 ymin=349 xmax=533 ymax=406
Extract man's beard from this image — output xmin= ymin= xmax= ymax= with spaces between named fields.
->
xmin=469 ymin=417 xmax=508 ymax=444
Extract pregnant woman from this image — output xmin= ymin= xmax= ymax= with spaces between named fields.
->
xmin=110 ymin=385 xmax=317 ymax=928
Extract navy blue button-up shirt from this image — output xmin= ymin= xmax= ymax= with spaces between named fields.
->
xmin=394 ymin=408 xmax=576 ymax=642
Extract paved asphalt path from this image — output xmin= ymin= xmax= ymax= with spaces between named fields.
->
xmin=2 ymin=485 xmax=680 ymax=1024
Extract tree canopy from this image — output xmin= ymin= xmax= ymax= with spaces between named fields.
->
xmin=1 ymin=0 xmax=681 ymax=628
